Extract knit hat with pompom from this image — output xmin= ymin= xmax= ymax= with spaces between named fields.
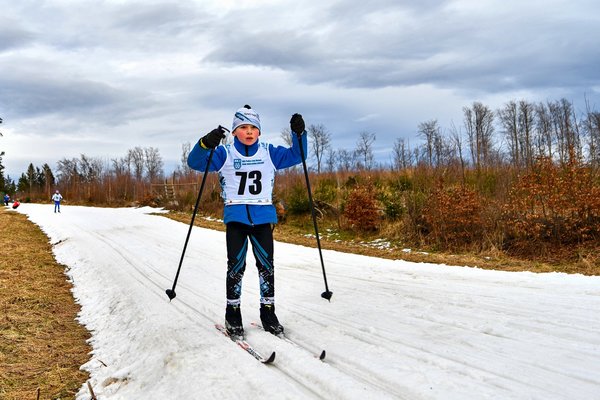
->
xmin=232 ymin=105 xmax=261 ymax=133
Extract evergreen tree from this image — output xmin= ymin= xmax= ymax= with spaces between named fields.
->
xmin=5 ymin=175 xmax=16 ymax=195
xmin=42 ymin=163 xmax=55 ymax=196
xmin=26 ymin=163 xmax=36 ymax=195
xmin=17 ymin=173 xmax=28 ymax=193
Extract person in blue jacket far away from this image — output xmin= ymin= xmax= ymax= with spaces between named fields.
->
xmin=187 ymin=105 xmax=307 ymax=337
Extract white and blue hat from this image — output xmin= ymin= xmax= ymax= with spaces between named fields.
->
xmin=232 ymin=105 xmax=261 ymax=133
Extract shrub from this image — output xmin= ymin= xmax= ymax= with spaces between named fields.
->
xmin=314 ymin=178 xmax=338 ymax=203
xmin=403 ymin=190 xmax=428 ymax=239
xmin=421 ymin=184 xmax=484 ymax=248
xmin=390 ymin=174 xmax=413 ymax=192
xmin=344 ymin=175 xmax=358 ymax=189
xmin=343 ymin=183 xmax=379 ymax=231
xmin=502 ymin=156 xmax=600 ymax=245
xmin=378 ymin=190 xmax=404 ymax=221
xmin=287 ymin=183 xmax=310 ymax=215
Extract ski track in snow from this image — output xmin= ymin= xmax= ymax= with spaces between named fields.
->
xmin=13 ymin=204 xmax=600 ymax=400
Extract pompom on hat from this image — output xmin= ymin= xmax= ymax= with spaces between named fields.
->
xmin=232 ymin=105 xmax=261 ymax=133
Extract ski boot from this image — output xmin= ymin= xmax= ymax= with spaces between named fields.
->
xmin=225 ymin=304 xmax=244 ymax=338
xmin=260 ymin=304 xmax=284 ymax=335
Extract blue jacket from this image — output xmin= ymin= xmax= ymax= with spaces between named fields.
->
xmin=187 ymin=132 xmax=307 ymax=225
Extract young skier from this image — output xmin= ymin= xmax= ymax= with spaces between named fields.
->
xmin=52 ymin=190 xmax=63 ymax=213
xmin=187 ymin=105 xmax=307 ymax=337
xmin=3 ymin=193 xmax=9 ymax=206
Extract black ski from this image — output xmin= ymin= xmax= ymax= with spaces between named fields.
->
xmin=215 ymin=324 xmax=276 ymax=364
xmin=251 ymin=322 xmax=326 ymax=361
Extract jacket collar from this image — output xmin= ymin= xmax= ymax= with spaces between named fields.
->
xmin=233 ymin=136 xmax=259 ymax=156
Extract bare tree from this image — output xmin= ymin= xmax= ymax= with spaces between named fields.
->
xmin=112 ymin=156 xmax=132 ymax=200
xmin=178 ymin=142 xmax=193 ymax=178
xmin=144 ymin=147 xmax=164 ymax=183
xmin=56 ymin=157 xmax=80 ymax=197
xmin=78 ymin=154 xmax=104 ymax=200
xmin=392 ymin=138 xmax=412 ymax=170
xmin=548 ymin=98 xmax=581 ymax=164
xmin=337 ymin=149 xmax=354 ymax=172
xmin=112 ymin=156 xmax=130 ymax=177
xmin=449 ymin=121 xmax=466 ymax=183
xmin=278 ymin=127 xmax=304 ymax=174
xmin=498 ymin=100 xmax=520 ymax=167
xmin=308 ymin=124 xmax=331 ymax=173
xmin=325 ymin=148 xmax=337 ymax=172
xmin=417 ymin=119 xmax=440 ymax=166
xmin=535 ymin=102 xmax=554 ymax=158
xmin=498 ymin=100 xmax=535 ymax=168
xmin=79 ymin=154 xmax=103 ymax=184
xmin=518 ymin=100 xmax=536 ymax=168
xmin=356 ymin=131 xmax=376 ymax=170
xmin=280 ymin=128 xmax=293 ymax=147
xmin=128 ymin=147 xmax=145 ymax=182
xmin=433 ymin=128 xmax=453 ymax=167
xmin=463 ymin=102 xmax=495 ymax=169
xmin=584 ymin=95 xmax=600 ymax=169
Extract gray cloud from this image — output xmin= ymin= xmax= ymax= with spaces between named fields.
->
xmin=110 ymin=2 xmax=206 ymax=33
xmin=0 ymin=59 xmax=159 ymax=128
xmin=1 ymin=0 xmax=600 ymax=178
xmin=0 ymin=19 xmax=34 ymax=52
xmin=3 ymin=74 xmax=120 ymax=116
xmin=203 ymin=0 xmax=600 ymax=94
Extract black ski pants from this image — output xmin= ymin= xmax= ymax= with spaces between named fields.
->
xmin=226 ymin=222 xmax=275 ymax=306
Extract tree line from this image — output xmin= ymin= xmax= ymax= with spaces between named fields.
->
xmin=2 ymin=94 xmax=600 ymax=204
xmin=274 ymin=96 xmax=600 ymax=177
xmin=1 ymin=146 xmax=164 ymax=204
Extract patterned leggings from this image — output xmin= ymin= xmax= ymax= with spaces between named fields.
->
xmin=225 ymin=222 xmax=275 ymax=306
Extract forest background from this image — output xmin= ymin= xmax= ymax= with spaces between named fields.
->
xmin=2 ymin=96 xmax=600 ymax=274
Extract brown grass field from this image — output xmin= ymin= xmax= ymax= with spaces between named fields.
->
xmin=0 ymin=208 xmax=91 ymax=400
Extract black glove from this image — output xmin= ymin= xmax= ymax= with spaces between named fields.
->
xmin=200 ymin=126 xmax=226 ymax=149
xmin=290 ymin=113 xmax=305 ymax=136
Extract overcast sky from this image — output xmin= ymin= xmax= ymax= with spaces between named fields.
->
xmin=1 ymin=0 xmax=599 ymax=179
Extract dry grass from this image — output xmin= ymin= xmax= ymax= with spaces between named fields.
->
xmin=0 ymin=208 xmax=91 ymax=400
xmin=161 ymin=211 xmax=600 ymax=275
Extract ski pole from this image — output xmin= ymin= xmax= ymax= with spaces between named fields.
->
xmin=166 ymin=127 xmax=227 ymax=301
xmin=296 ymin=132 xmax=333 ymax=301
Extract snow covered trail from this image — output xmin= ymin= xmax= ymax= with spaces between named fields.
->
xmin=16 ymin=204 xmax=600 ymax=399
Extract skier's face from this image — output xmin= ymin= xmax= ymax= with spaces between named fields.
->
xmin=233 ymin=124 xmax=260 ymax=146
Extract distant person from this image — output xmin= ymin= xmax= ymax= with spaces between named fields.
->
xmin=3 ymin=193 xmax=9 ymax=206
xmin=12 ymin=199 xmax=20 ymax=209
xmin=187 ymin=105 xmax=307 ymax=338
xmin=52 ymin=190 xmax=63 ymax=213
